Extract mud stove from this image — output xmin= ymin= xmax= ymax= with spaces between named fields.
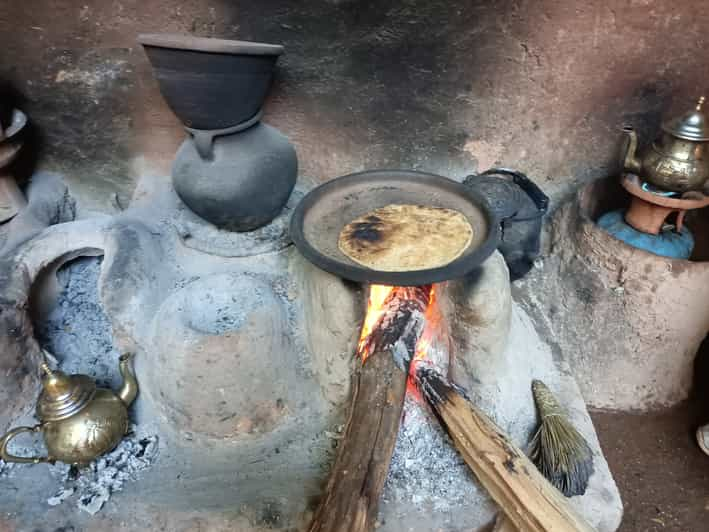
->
xmin=0 ymin=34 xmax=622 ymax=532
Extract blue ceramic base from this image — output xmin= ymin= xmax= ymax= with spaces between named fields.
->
xmin=597 ymin=210 xmax=694 ymax=259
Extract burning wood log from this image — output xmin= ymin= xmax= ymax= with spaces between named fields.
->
xmin=416 ymin=368 xmax=596 ymax=532
xmin=308 ymin=286 xmax=430 ymax=532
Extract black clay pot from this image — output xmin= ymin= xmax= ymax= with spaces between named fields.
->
xmin=138 ymin=34 xmax=283 ymax=130
xmin=173 ymin=121 xmax=297 ymax=231
xmin=139 ymin=33 xmax=298 ymax=232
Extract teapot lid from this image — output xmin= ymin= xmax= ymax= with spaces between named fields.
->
xmin=36 ymin=363 xmax=96 ymax=421
xmin=662 ymin=96 xmax=709 ymax=141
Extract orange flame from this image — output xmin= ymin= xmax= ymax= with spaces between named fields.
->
xmin=357 ymin=285 xmax=395 ymax=361
xmin=357 ymin=284 xmax=448 ymax=377
xmin=409 ymin=286 xmax=449 ymax=397
xmin=413 ymin=285 xmax=440 ymax=363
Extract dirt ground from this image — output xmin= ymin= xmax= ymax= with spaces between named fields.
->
xmin=591 ymin=400 xmax=709 ymax=532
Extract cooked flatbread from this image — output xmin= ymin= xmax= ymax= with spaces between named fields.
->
xmin=338 ymin=204 xmax=473 ymax=272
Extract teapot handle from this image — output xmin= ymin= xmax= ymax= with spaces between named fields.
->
xmin=0 ymin=424 xmax=51 ymax=464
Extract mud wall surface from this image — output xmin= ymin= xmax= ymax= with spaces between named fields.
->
xmin=1 ymin=0 xmax=708 ymax=213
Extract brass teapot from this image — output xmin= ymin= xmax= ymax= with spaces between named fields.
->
xmin=622 ymin=96 xmax=709 ymax=192
xmin=0 ymin=353 xmax=138 ymax=465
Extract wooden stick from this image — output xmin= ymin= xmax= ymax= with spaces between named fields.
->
xmin=309 ymin=286 xmax=430 ymax=532
xmin=417 ymin=369 xmax=596 ymax=532
xmin=308 ymin=348 xmax=409 ymax=532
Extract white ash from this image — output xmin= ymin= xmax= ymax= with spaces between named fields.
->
xmin=36 ymin=256 xmax=122 ymax=389
xmin=0 ymin=459 xmax=14 ymax=477
xmin=47 ymin=428 xmax=158 ymax=515
xmin=47 ymin=487 xmax=74 ymax=506
xmin=382 ymin=393 xmax=481 ymax=516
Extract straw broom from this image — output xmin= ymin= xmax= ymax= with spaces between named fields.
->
xmin=493 ymin=380 xmax=596 ymax=531
xmin=529 ymin=379 xmax=594 ymax=497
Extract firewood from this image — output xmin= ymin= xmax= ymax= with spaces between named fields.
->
xmin=308 ymin=286 xmax=430 ymax=532
xmin=416 ymin=368 xmax=596 ymax=532
xmin=307 ymin=348 xmax=409 ymax=532
xmin=492 ymin=515 xmax=518 ymax=532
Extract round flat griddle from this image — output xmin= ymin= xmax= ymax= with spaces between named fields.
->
xmin=290 ymin=170 xmax=500 ymax=285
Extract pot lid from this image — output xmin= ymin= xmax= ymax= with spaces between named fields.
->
xmin=662 ymin=96 xmax=709 ymax=141
xmin=36 ymin=364 xmax=96 ymax=422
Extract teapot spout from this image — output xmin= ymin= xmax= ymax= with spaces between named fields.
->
xmin=622 ymin=126 xmax=642 ymax=174
xmin=117 ymin=353 xmax=138 ymax=407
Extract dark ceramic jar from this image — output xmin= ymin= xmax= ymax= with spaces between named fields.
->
xmin=139 ymin=33 xmax=297 ymax=231
xmin=173 ymin=122 xmax=297 ymax=231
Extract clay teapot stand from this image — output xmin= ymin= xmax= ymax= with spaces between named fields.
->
xmin=621 ymin=173 xmax=709 ymax=235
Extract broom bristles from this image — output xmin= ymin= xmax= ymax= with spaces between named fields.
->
xmin=529 ymin=380 xmax=594 ymax=497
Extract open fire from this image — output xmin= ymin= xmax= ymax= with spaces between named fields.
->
xmin=357 ymin=284 xmax=450 ymax=385
xmin=309 ymin=283 xmax=596 ymax=532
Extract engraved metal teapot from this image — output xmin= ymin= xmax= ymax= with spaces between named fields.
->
xmin=622 ymin=96 xmax=709 ymax=192
xmin=0 ymin=353 xmax=138 ymax=465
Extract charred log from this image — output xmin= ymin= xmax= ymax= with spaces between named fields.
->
xmin=416 ymin=368 xmax=595 ymax=532
xmin=308 ymin=285 xmax=430 ymax=532
xmin=359 ymin=285 xmax=431 ymax=366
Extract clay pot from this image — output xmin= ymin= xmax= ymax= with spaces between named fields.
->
xmin=173 ymin=121 xmax=297 ymax=231
xmin=138 ymin=33 xmax=284 ymax=130
xmin=139 ymin=33 xmax=297 ymax=231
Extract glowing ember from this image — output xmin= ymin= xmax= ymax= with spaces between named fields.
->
xmin=357 ymin=284 xmax=449 ymax=381
xmin=412 ymin=286 xmax=445 ymax=363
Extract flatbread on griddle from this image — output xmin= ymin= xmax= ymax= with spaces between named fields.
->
xmin=337 ymin=204 xmax=474 ymax=272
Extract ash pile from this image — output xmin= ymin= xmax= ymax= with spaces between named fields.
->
xmin=36 ymin=256 xmax=122 ymax=389
xmin=383 ymin=394 xmax=480 ymax=513
xmin=46 ymin=429 xmax=158 ymax=515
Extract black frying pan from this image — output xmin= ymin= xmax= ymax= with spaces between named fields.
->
xmin=289 ymin=170 xmax=500 ymax=286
